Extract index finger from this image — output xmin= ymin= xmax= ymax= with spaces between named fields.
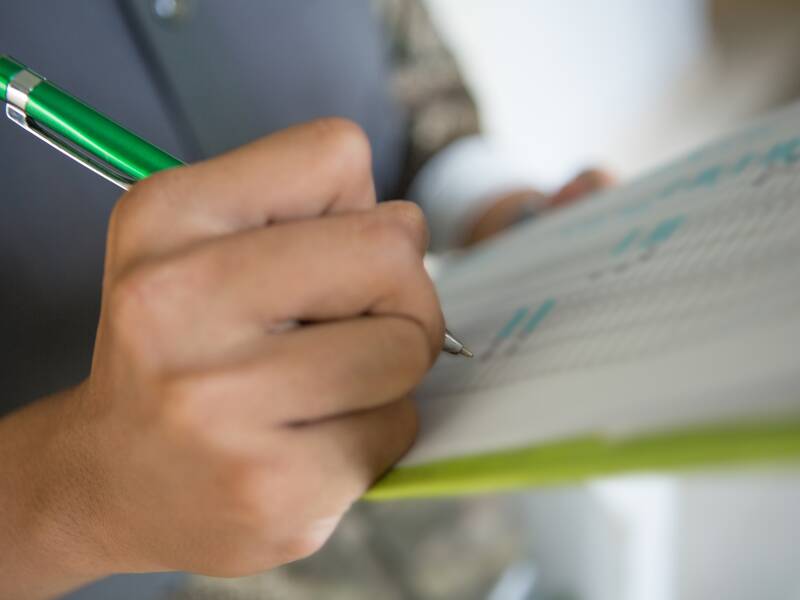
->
xmin=110 ymin=118 xmax=377 ymax=263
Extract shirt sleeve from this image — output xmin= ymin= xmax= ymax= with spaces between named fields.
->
xmin=375 ymin=0 xmax=536 ymax=250
xmin=375 ymin=0 xmax=481 ymax=181
xmin=408 ymin=135 xmax=537 ymax=250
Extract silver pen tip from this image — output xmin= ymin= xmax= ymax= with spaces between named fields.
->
xmin=443 ymin=328 xmax=473 ymax=358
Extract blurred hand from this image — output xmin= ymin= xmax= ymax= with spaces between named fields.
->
xmin=1 ymin=119 xmax=444 ymax=597
xmin=463 ymin=168 xmax=615 ymax=246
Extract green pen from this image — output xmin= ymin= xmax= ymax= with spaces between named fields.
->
xmin=0 ymin=55 xmax=181 ymax=190
xmin=0 ymin=54 xmax=473 ymax=357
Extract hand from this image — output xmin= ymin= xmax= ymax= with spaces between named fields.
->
xmin=0 ymin=119 xmax=444 ymax=597
xmin=463 ymin=168 xmax=615 ymax=246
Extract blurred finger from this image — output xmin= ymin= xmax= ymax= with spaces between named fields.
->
xmin=549 ymin=168 xmax=615 ymax=208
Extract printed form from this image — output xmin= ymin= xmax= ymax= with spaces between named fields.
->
xmin=404 ymin=104 xmax=800 ymax=467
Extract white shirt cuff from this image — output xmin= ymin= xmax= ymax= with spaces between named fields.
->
xmin=408 ymin=135 xmax=538 ymax=251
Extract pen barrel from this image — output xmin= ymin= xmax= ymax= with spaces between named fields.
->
xmin=0 ymin=55 xmax=24 ymax=101
xmin=25 ymin=81 xmax=184 ymax=180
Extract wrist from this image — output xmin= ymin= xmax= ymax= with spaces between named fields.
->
xmin=0 ymin=385 xmax=115 ymax=598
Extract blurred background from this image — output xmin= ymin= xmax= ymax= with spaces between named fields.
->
xmin=426 ymin=0 xmax=800 ymax=187
xmin=176 ymin=1 xmax=800 ymax=599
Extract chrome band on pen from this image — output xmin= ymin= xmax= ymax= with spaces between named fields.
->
xmin=4 ymin=69 xmax=135 ymax=191
xmin=6 ymin=69 xmax=42 ymax=113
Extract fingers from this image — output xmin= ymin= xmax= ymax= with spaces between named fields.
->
xmin=115 ymin=202 xmax=442 ymax=367
xmin=550 ymin=168 xmax=615 ymax=208
xmin=462 ymin=189 xmax=547 ymax=246
xmin=288 ymin=397 xmax=418 ymax=504
xmin=208 ymin=201 xmax=431 ymax=324
xmin=277 ymin=318 xmax=431 ymax=423
xmin=243 ymin=399 xmax=418 ymax=551
xmin=108 ymin=118 xmax=376 ymax=267
xmin=166 ymin=315 xmax=433 ymax=428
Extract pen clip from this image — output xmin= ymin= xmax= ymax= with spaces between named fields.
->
xmin=6 ymin=103 xmax=134 ymax=191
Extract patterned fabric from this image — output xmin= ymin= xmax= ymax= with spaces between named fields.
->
xmin=376 ymin=0 xmax=482 ymax=186
xmin=170 ymin=498 xmax=528 ymax=600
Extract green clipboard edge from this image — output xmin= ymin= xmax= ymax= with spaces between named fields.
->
xmin=364 ymin=420 xmax=800 ymax=501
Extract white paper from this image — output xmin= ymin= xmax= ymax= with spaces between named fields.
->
xmin=403 ymin=103 xmax=800 ymax=467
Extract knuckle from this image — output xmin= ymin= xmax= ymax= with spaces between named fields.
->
xmin=110 ymin=261 xmax=179 ymax=329
xmin=362 ymin=213 xmax=422 ymax=265
xmin=314 ymin=117 xmax=371 ymax=154
xmin=130 ymin=168 xmax=181 ymax=203
xmin=278 ymin=531 xmax=330 ymax=563
xmin=384 ymin=201 xmax=428 ymax=245
xmin=206 ymin=453 xmax=339 ymax=567
xmin=156 ymin=374 xmax=216 ymax=434
xmin=112 ymin=263 xmax=162 ymax=309
xmin=111 ymin=171 xmax=172 ymax=227
xmin=311 ymin=117 xmax=372 ymax=171
xmin=108 ymin=266 xmax=163 ymax=349
xmin=109 ymin=252 xmax=209 ymax=337
xmin=226 ymin=462 xmax=272 ymax=515
xmin=106 ymin=170 xmax=186 ymax=266
xmin=156 ymin=367 xmax=250 ymax=435
xmin=223 ymin=456 xmax=297 ymax=531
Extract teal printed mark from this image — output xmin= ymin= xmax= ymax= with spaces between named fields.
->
xmin=497 ymin=307 xmax=529 ymax=340
xmin=522 ymin=299 xmax=556 ymax=335
xmin=561 ymin=213 xmax=609 ymax=237
xmin=619 ymin=202 xmax=653 ymax=217
xmin=765 ymin=138 xmax=800 ymax=167
xmin=643 ymin=215 xmax=685 ymax=249
xmin=732 ymin=152 xmax=758 ymax=174
xmin=683 ymin=124 xmax=769 ymax=165
xmin=612 ymin=228 xmax=640 ymax=255
xmin=560 ymin=134 xmax=800 ymax=238
xmin=658 ymin=136 xmax=800 ymax=201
